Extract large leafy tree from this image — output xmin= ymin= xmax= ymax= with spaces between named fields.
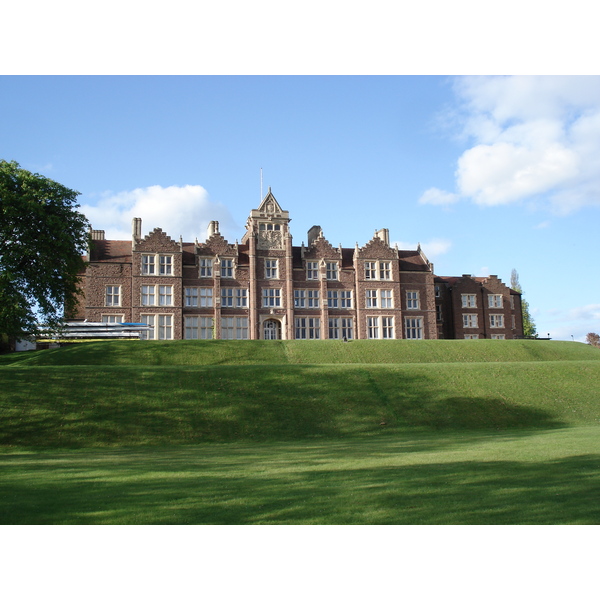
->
xmin=510 ymin=269 xmax=537 ymax=337
xmin=0 ymin=160 xmax=89 ymax=339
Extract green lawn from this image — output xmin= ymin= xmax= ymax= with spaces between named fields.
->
xmin=1 ymin=427 xmax=599 ymax=524
xmin=1 ymin=340 xmax=599 ymax=524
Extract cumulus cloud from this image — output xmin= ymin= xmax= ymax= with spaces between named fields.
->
xmin=418 ymin=187 xmax=459 ymax=206
xmin=80 ymin=185 xmax=238 ymax=242
xmin=393 ymin=238 xmax=452 ymax=260
xmin=540 ymin=303 xmax=600 ymax=342
xmin=565 ymin=304 xmax=600 ymax=322
xmin=424 ymin=76 xmax=600 ymax=213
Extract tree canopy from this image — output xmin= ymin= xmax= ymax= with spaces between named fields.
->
xmin=511 ymin=269 xmax=537 ymax=337
xmin=0 ymin=160 xmax=89 ymax=339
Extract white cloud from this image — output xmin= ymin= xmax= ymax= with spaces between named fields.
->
xmin=540 ymin=303 xmax=600 ymax=342
xmin=393 ymin=238 xmax=452 ymax=260
xmin=80 ymin=185 xmax=238 ymax=242
xmin=456 ymin=141 xmax=579 ymax=206
xmin=565 ymin=304 xmax=600 ymax=322
xmin=418 ymin=187 xmax=459 ymax=206
xmin=425 ymin=76 xmax=600 ymax=213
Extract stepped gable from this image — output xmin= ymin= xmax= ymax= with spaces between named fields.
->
xmin=135 ymin=228 xmax=181 ymax=253
xmin=303 ymin=232 xmax=340 ymax=260
xmin=198 ymin=231 xmax=237 ymax=257
xmin=356 ymin=234 xmax=397 ymax=260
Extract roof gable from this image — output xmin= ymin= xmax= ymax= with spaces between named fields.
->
xmin=134 ymin=228 xmax=181 ymax=253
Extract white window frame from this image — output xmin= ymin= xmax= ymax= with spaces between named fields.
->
xmin=265 ymin=259 xmax=278 ymax=279
xmin=488 ymin=294 xmax=503 ymax=308
xmin=199 ymin=258 xmax=213 ymax=278
xmin=295 ymin=317 xmax=320 ymax=339
xmin=221 ymin=317 xmax=234 ymax=339
xmin=382 ymin=316 xmax=394 ymax=339
xmin=379 ymin=262 xmax=391 ymax=280
xmin=462 ymin=294 xmax=477 ymax=308
xmin=294 ymin=290 xmax=306 ymax=308
xmin=328 ymin=317 xmax=353 ymax=340
xmin=159 ymin=255 xmax=172 ymax=276
xmin=142 ymin=254 xmax=173 ymax=276
xmin=199 ymin=288 xmax=213 ymax=308
xmin=341 ymin=290 xmax=353 ymax=308
xmin=142 ymin=254 xmax=155 ymax=275
xmin=406 ymin=291 xmax=420 ymax=310
xmin=327 ymin=290 xmax=339 ymax=308
xmin=366 ymin=289 xmax=378 ymax=308
xmin=364 ymin=262 xmax=377 ymax=280
xmin=140 ymin=314 xmax=155 ymax=340
xmin=101 ymin=314 xmax=124 ymax=323
xmin=235 ymin=289 xmax=248 ymax=308
xmin=307 ymin=290 xmax=319 ymax=309
xmin=306 ymin=261 xmax=319 ymax=280
xmin=221 ymin=288 xmax=234 ymax=307
xmin=184 ymin=287 xmax=198 ymax=307
xmin=490 ymin=314 xmax=504 ymax=328
xmin=405 ymin=317 xmax=423 ymax=340
xmin=380 ymin=289 xmax=393 ymax=308
xmin=463 ymin=314 xmax=478 ymax=328
xmin=220 ymin=259 xmax=234 ymax=278
xmin=221 ymin=316 xmax=249 ymax=340
xmin=326 ymin=262 xmax=338 ymax=280
xmin=105 ymin=285 xmax=121 ymax=307
xmin=464 ymin=334 xmax=479 ymax=340
xmin=141 ymin=285 xmax=156 ymax=306
xmin=263 ymin=288 xmax=281 ymax=307
xmin=158 ymin=285 xmax=173 ymax=306
xmin=157 ymin=314 xmax=173 ymax=340
xmin=367 ymin=316 xmax=380 ymax=339
xmin=185 ymin=316 xmax=214 ymax=339
xmin=491 ymin=334 xmax=506 ymax=340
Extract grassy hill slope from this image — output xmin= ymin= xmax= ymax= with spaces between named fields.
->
xmin=2 ymin=340 xmax=599 ymax=449
xmin=3 ymin=339 xmax=599 ymax=366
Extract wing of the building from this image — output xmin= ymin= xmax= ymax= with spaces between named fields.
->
xmin=73 ymin=190 xmax=523 ymax=340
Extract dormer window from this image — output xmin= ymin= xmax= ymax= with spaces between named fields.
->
xmin=221 ymin=259 xmax=234 ymax=278
xmin=326 ymin=262 xmax=338 ymax=280
xmin=306 ymin=261 xmax=319 ymax=280
xmin=199 ymin=258 xmax=213 ymax=277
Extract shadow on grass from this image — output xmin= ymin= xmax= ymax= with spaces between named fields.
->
xmin=1 ymin=366 xmax=565 ymax=449
xmin=1 ymin=447 xmax=598 ymax=524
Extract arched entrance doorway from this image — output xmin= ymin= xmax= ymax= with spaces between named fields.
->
xmin=263 ymin=319 xmax=282 ymax=340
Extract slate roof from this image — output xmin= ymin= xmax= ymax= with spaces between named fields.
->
xmin=89 ymin=239 xmax=430 ymax=272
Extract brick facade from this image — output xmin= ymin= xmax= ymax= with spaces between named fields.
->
xmin=74 ymin=190 xmax=524 ymax=340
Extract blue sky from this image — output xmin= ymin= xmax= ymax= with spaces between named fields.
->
xmin=1 ymin=75 xmax=599 ymax=342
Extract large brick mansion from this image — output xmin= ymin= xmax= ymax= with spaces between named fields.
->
xmin=74 ymin=190 xmax=524 ymax=340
